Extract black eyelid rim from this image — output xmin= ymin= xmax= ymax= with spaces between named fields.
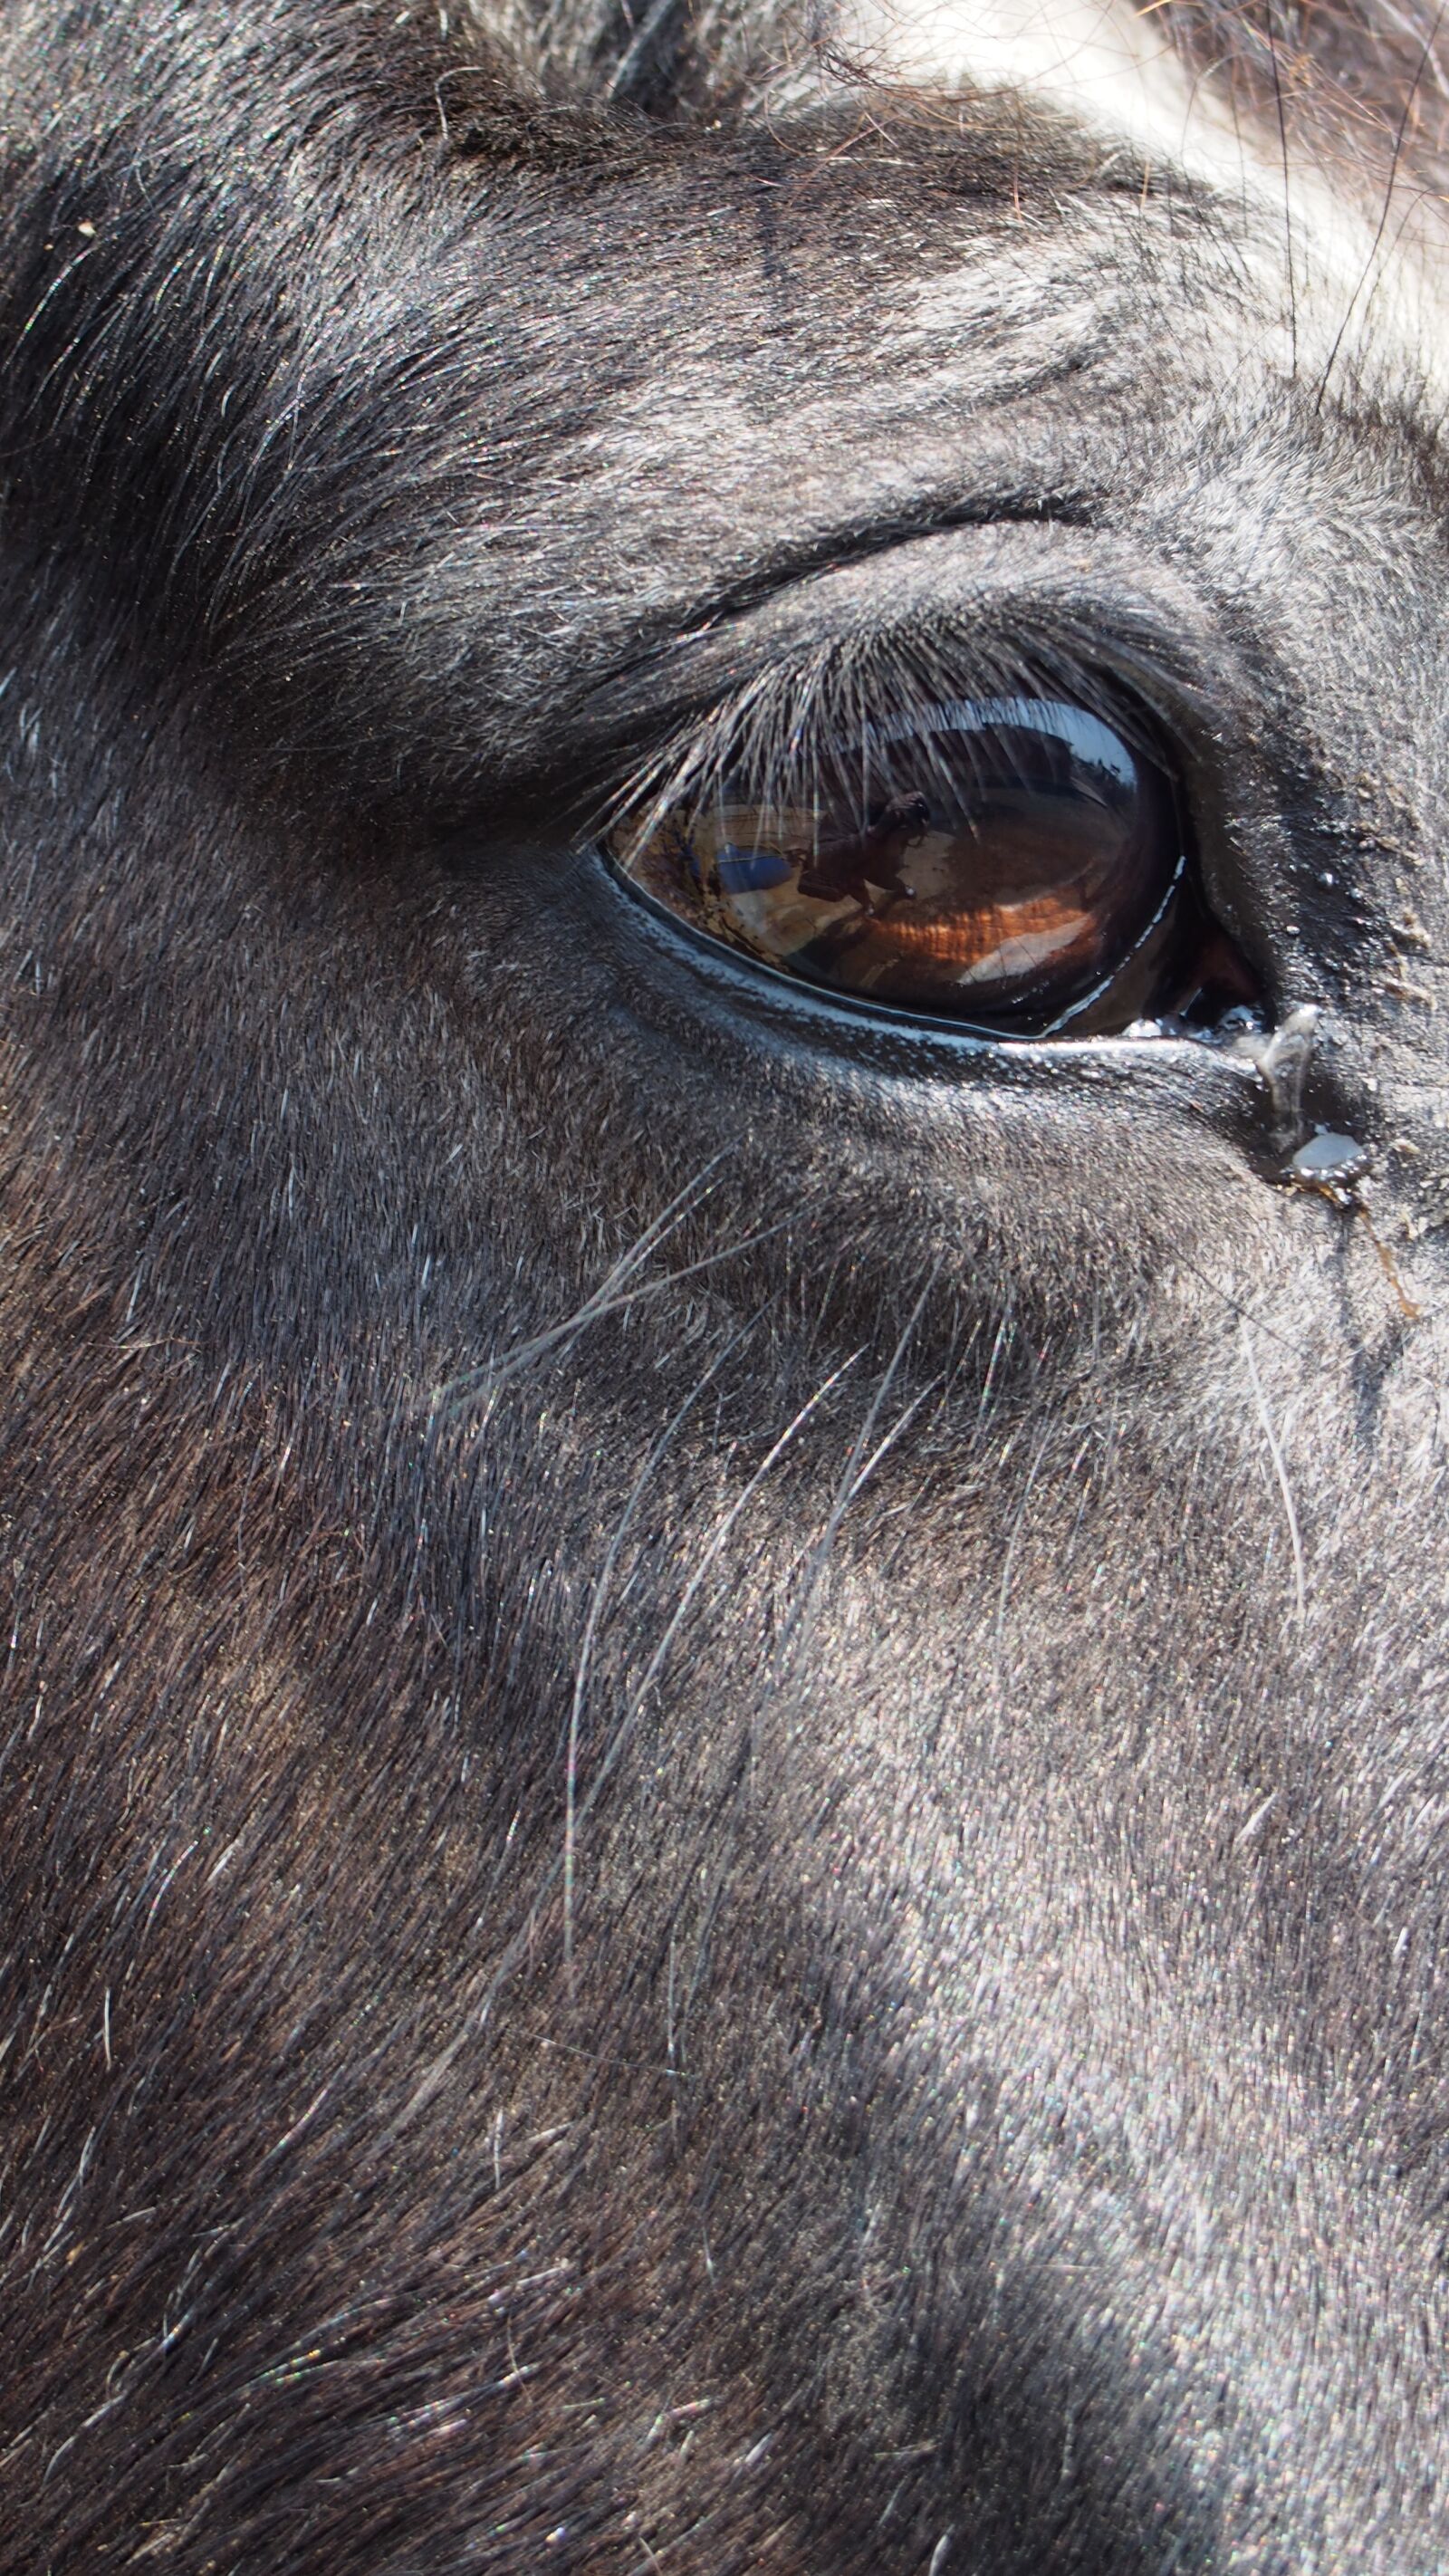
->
xmin=592 ymin=834 xmax=1270 ymax=1094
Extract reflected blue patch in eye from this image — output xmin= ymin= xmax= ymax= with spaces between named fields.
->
xmin=716 ymin=848 xmax=795 ymax=892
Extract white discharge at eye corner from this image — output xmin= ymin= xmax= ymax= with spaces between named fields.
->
xmin=835 ymin=0 xmax=1449 ymax=399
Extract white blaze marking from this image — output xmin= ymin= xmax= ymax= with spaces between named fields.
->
xmin=837 ymin=0 xmax=1449 ymax=392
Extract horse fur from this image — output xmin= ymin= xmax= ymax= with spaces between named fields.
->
xmin=5 ymin=3 xmax=1449 ymax=2568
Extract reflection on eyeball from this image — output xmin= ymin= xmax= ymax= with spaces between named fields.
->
xmin=605 ymin=696 xmax=1264 ymax=1036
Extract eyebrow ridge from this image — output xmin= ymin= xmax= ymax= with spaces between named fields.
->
xmin=610 ymin=488 xmax=1105 ymax=679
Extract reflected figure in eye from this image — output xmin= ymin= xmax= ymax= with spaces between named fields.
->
xmin=794 ymin=791 xmax=931 ymax=910
xmin=791 ymin=735 xmax=1137 ymax=1013
xmin=606 ymin=696 xmax=1267 ymax=1033
xmin=678 ymin=799 xmax=862 ymax=961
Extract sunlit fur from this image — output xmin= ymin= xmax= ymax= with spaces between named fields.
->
xmin=5 ymin=4 xmax=1449 ymax=2570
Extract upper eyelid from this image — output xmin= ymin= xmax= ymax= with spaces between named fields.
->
xmin=596 ymin=604 xmax=1217 ymax=848
xmin=575 ymin=520 xmax=1234 ymax=808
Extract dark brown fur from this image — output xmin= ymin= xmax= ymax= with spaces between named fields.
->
xmin=5 ymin=4 xmax=1449 ymax=2569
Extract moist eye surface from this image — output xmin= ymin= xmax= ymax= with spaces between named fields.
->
xmin=607 ymin=694 xmax=1262 ymax=1038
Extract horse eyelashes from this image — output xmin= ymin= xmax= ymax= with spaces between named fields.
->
xmin=605 ymin=693 xmax=1264 ymax=1041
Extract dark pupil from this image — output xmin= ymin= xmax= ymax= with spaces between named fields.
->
xmin=617 ymin=697 xmax=1184 ymax=1030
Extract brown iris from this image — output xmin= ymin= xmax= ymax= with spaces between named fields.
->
xmin=608 ymin=697 xmax=1256 ymax=1036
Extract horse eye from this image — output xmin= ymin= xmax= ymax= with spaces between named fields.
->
xmin=606 ymin=696 xmax=1262 ymax=1037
